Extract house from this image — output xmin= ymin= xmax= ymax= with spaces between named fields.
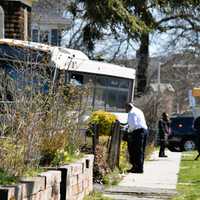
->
xmin=0 ymin=0 xmax=32 ymax=40
xmin=149 ymin=83 xmax=175 ymax=94
xmin=31 ymin=0 xmax=71 ymax=46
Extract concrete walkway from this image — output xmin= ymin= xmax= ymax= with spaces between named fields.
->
xmin=104 ymin=150 xmax=182 ymax=200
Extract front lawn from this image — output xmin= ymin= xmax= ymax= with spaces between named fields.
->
xmin=173 ymin=151 xmax=200 ymax=200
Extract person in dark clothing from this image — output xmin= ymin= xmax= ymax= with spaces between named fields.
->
xmin=125 ymin=102 xmax=148 ymax=173
xmin=193 ymin=116 xmax=200 ymax=160
xmin=194 ymin=116 xmax=200 ymax=131
xmin=158 ymin=112 xmax=170 ymax=157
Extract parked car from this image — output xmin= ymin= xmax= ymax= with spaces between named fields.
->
xmin=167 ymin=115 xmax=198 ymax=152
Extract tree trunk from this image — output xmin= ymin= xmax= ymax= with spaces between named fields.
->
xmin=136 ymin=33 xmax=149 ymax=95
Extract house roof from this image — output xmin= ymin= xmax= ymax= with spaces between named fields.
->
xmin=150 ymin=83 xmax=175 ymax=93
xmin=32 ymin=16 xmax=71 ymax=28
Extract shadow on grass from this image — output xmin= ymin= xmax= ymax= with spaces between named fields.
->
xmin=181 ymin=159 xmax=196 ymax=161
xmin=191 ymin=180 xmax=200 ymax=184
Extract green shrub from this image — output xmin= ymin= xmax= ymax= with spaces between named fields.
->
xmin=51 ymin=149 xmax=83 ymax=166
xmin=0 ymin=138 xmax=27 ymax=177
xmin=88 ymin=110 xmax=117 ymax=136
xmin=39 ymin=130 xmax=69 ymax=166
xmin=119 ymin=141 xmax=131 ymax=172
xmin=0 ymin=169 xmax=18 ymax=185
xmin=103 ymin=168 xmax=122 ymax=185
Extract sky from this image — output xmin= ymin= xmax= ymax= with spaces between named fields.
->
xmin=62 ymin=21 xmax=176 ymax=60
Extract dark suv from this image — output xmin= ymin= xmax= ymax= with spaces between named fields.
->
xmin=167 ymin=115 xmax=198 ymax=152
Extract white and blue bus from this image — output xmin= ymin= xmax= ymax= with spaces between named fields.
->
xmin=0 ymin=39 xmax=136 ymax=123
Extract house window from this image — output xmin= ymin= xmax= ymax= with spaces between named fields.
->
xmin=31 ymin=28 xmax=62 ymax=46
xmin=32 ymin=29 xmax=39 ymax=42
xmin=40 ymin=30 xmax=50 ymax=44
xmin=51 ymin=29 xmax=58 ymax=46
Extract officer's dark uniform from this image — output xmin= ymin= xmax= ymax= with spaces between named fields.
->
xmin=125 ymin=103 xmax=148 ymax=173
xmin=127 ymin=128 xmax=148 ymax=173
xmin=194 ymin=116 xmax=200 ymax=151
xmin=158 ymin=113 xmax=170 ymax=157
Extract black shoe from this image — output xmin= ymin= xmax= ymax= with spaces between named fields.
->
xmin=127 ymin=167 xmax=135 ymax=173
xmin=132 ymin=170 xmax=143 ymax=174
xmin=127 ymin=168 xmax=143 ymax=173
xmin=159 ymin=155 xmax=168 ymax=157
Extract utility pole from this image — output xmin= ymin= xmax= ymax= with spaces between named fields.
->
xmin=157 ymin=62 xmax=161 ymax=97
xmin=0 ymin=6 xmax=4 ymax=38
xmin=157 ymin=62 xmax=161 ymax=117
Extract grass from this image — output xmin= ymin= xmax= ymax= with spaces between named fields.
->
xmin=84 ymin=191 xmax=112 ymax=200
xmin=23 ymin=167 xmax=45 ymax=177
xmin=0 ymin=167 xmax=46 ymax=186
xmin=145 ymin=143 xmax=155 ymax=160
xmin=119 ymin=141 xmax=131 ymax=173
xmin=173 ymin=151 xmax=200 ymax=200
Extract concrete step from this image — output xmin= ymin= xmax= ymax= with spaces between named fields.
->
xmin=104 ymin=193 xmax=168 ymax=200
xmin=104 ymin=186 xmax=177 ymax=200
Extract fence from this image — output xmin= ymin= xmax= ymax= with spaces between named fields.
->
xmin=90 ymin=120 xmax=121 ymax=170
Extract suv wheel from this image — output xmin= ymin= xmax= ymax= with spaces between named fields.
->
xmin=182 ymin=139 xmax=196 ymax=151
xmin=167 ymin=144 xmax=181 ymax=152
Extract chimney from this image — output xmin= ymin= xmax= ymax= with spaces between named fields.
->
xmin=0 ymin=0 xmax=32 ymax=40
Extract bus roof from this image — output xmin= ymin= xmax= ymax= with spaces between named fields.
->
xmin=0 ymin=38 xmax=51 ymax=52
xmin=0 ymin=39 xmax=136 ymax=79
xmin=69 ymin=59 xmax=135 ymax=80
xmin=0 ymin=39 xmax=89 ymax=60
xmin=51 ymin=47 xmax=136 ymax=80
xmin=52 ymin=47 xmax=89 ymax=61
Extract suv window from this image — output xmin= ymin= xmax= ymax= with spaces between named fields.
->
xmin=170 ymin=117 xmax=194 ymax=136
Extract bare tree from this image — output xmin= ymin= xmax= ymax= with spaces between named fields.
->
xmin=0 ymin=44 xmax=90 ymax=176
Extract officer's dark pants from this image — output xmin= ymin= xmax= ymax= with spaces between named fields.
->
xmin=127 ymin=128 xmax=147 ymax=172
xmin=159 ymin=140 xmax=166 ymax=157
xmin=196 ymin=130 xmax=200 ymax=151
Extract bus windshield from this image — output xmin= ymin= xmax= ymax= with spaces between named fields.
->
xmin=70 ymin=72 xmax=133 ymax=112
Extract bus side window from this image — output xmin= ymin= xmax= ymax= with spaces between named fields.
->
xmin=70 ymin=73 xmax=83 ymax=86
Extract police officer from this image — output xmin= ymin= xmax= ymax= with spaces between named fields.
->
xmin=158 ymin=112 xmax=170 ymax=157
xmin=125 ymin=102 xmax=148 ymax=173
xmin=193 ymin=116 xmax=200 ymax=160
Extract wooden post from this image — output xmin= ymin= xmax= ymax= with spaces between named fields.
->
xmin=107 ymin=120 xmax=121 ymax=170
xmin=92 ymin=123 xmax=99 ymax=154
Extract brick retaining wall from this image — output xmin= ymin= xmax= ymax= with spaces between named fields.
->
xmin=0 ymin=154 xmax=94 ymax=200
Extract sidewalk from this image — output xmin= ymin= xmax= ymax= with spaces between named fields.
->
xmin=104 ymin=150 xmax=182 ymax=200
